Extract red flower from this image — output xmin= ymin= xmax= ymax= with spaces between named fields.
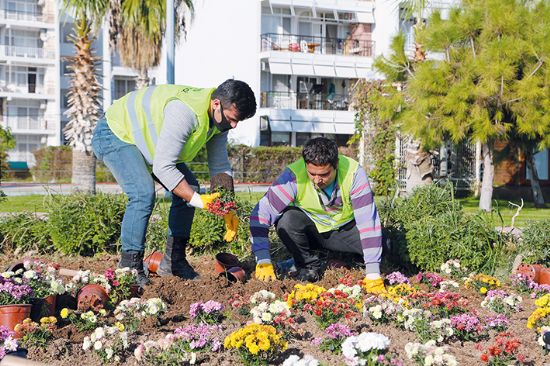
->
xmin=480 ymin=354 xmax=489 ymax=362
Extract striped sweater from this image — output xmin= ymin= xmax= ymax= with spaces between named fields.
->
xmin=250 ymin=166 xmax=382 ymax=274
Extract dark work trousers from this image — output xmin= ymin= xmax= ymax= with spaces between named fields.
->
xmin=275 ymin=207 xmax=363 ymax=270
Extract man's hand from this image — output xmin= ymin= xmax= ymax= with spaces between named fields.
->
xmin=362 ymin=276 xmax=386 ymax=295
xmin=188 ymin=192 xmax=220 ymax=209
xmin=255 ymin=263 xmax=276 ymax=282
xmin=223 ymin=212 xmax=238 ymax=242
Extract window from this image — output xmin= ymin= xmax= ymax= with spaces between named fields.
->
xmin=61 ymin=89 xmax=70 ymax=109
xmin=61 ymin=22 xmax=73 ymax=43
xmin=113 ymin=78 xmax=136 ymax=100
xmin=60 ymin=60 xmax=71 ymax=76
xmin=271 ymin=132 xmax=291 ymax=146
xmin=296 ymin=132 xmax=311 ymax=147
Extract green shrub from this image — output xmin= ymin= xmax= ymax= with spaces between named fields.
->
xmin=229 ymin=145 xmax=302 ymax=183
xmin=45 ymin=193 xmax=126 ymax=256
xmin=0 ymin=213 xmax=53 ymax=254
xmin=145 ymin=201 xmax=169 ymax=253
xmin=521 ymin=219 xmax=550 ymax=265
xmin=96 ymin=161 xmax=115 ymax=183
xmin=32 ymin=146 xmax=72 ymax=183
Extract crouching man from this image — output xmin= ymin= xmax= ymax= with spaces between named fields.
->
xmin=250 ymin=137 xmax=385 ymax=294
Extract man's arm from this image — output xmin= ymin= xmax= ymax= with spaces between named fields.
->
xmin=250 ymin=168 xmax=298 ymax=264
xmin=349 ymin=167 xmax=382 ymax=275
xmin=152 ymin=100 xmax=197 ymax=201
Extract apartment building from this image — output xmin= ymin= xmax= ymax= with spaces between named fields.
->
xmin=0 ymin=0 xmax=60 ymax=165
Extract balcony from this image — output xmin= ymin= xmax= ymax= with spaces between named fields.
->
xmin=261 ymin=91 xmax=349 ymax=111
xmin=3 ymin=115 xmax=57 ymax=134
xmin=0 ymin=9 xmax=54 ymax=23
xmin=0 ymin=45 xmax=56 ymax=63
xmin=0 ymin=84 xmax=55 ymax=100
xmin=261 ymin=33 xmax=374 ymax=57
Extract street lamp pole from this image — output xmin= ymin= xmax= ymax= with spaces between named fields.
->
xmin=166 ymin=0 xmax=175 ymax=84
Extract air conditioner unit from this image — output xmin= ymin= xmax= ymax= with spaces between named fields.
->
xmin=259 ymin=116 xmax=269 ymax=131
xmin=39 ymin=102 xmax=46 ymax=109
xmin=40 ymin=31 xmax=49 ymax=42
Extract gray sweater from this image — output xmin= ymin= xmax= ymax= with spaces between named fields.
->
xmin=152 ymin=100 xmax=232 ymax=191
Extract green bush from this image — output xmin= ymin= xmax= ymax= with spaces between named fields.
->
xmin=521 ymin=219 xmax=550 ymax=265
xmin=145 ymin=201 xmax=169 ymax=253
xmin=0 ymin=213 xmax=53 ymax=254
xmin=229 ymin=145 xmax=302 ymax=183
xmin=32 ymin=146 xmax=72 ymax=183
xmin=45 ymin=193 xmax=126 ymax=256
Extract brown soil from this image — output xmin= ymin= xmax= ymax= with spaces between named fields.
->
xmin=1 ymin=252 xmax=550 ymax=365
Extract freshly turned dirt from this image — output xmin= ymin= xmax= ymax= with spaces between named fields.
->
xmin=1 ymin=252 xmax=549 ymax=365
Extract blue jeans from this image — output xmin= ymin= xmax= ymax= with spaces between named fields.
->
xmin=91 ymin=119 xmax=198 ymax=252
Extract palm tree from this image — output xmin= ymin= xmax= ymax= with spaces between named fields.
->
xmin=398 ymin=0 xmax=434 ymax=195
xmin=63 ymin=0 xmax=108 ymax=194
xmin=114 ymin=0 xmax=194 ymax=89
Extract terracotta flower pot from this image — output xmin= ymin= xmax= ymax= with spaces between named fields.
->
xmin=0 ymin=304 xmax=32 ymax=338
xmin=516 ymin=264 xmax=545 ymax=283
xmin=30 ymin=295 xmax=57 ymax=321
xmin=144 ymin=251 xmax=164 ymax=274
xmin=226 ymin=267 xmax=246 ymax=283
xmin=77 ymin=284 xmax=109 ymax=312
xmin=539 ymin=269 xmax=550 ymax=286
xmin=214 ymin=252 xmax=242 ymax=274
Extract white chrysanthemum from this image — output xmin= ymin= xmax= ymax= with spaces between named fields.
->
xmin=261 ymin=312 xmax=273 ymax=323
xmin=93 ymin=340 xmax=103 ymax=350
xmin=82 ymin=337 xmax=92 ymax=351
xmin=282 ymin=354 xmax=319 ymax=366
xmin=23 ymin=270 xmax=37 ymax=279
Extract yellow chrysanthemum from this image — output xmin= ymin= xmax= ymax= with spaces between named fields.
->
xmin=535 ymin=294 xmax=550 ymax=308
xmin=60 ymin=308 xmax=69 ymax=319
xmin=527 ymin=307 xmax=550 ymax=329
xmin=480 ymin=287 xmax=488 ymax=294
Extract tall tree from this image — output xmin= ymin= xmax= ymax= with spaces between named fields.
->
xmin=0 ymin=126 xmax=15 ymax=182
xmin=63 ymin=0 xmax=108 ymax=194
xmin=401 ymin=0 xmax=550 ymax=210
xmin=112 ymin=0 xmax=194 ymax=89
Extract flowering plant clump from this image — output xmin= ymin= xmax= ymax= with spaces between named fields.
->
xmin=82 ymin=325 xmax=129 ymax=363
xmin=304 ymin=290 xmax=359 ymax=329
xmin=480 ymin=290 xmax=522 ymax=315
xmin=173 ymin=324 xmax=223 ymax=352
xmin=286 ymin=284 xmax=326 ymax=309
xmin=485 ymin=314 xmax=511 ymax=332
xmin=479 ymin=332 xmax=526 ymax=365
xmin=449 ymin=313 xmax=486 ymax=341
xmin=509 ymin=273 xmax=536 ymax=294
xmin=365 ymin=297 xmax=405 ymax=324
xmin=206 ymin=188 xmax=237 ymax=217
xmin=228 ymin=293 xmax=250 ymax=316
xmin=387 ymin=283 xmax=417 ymax=297
xmin=0 ymin=276 xmax=33 ymax=305
xmin=224 ymin=324 xmax=288 ymax=365
xmin=319 ymin=323 xmax=355 ymax=355
xmin=0 ymin=326 xmax=17 ymax=361
xmin=189 ymin=300 xmax=224 ymax=324
xmin=464 ymin=274 xmax=501 ymax=295
xmin=17 ymin=260 xmax=65 ymax=298
xmin=414 ymin=292 xmax=469 ymax=318
xmin=103 ymin=267 xmax=138 ymax=306
xmin=405 ymin=340 xmax=457 ymax=366
xmin=438 ymin=280 xmax=460 ymax=292
xmin=386 ymin=272 xmax=410 ymax=285
xmin=414 ymin=272 xmax=445 ymax=289
xmin=134 ymin=334 xmax=199 ymax=364
xmin=428 ymin=318 xmax=455 ymax=344
xmin=327 ymin=284 xmax=363 ymax=303
xmin=113 ymin=297 xmax=167 ymax=332
xmin=526 ymin=306 xmax=550 ymax=330
xmin=341 ymin=332 xmax=391 ymax=366
xmin=249 ymin=291 xmax=295 ymax=333
xmin=60 ymin=307 xmax=107 ymax=332
xmin=282 ymin=354 xmax=319 ymax=366
xmin=440 ymin=260 xmax=467 ymax=279
xmin=15 ymin=317 xmax=56 ymax=349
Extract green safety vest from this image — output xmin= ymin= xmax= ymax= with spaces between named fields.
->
xmin=287 ymin=155 xmax=358 ymax=233
xmin=105 ymin=85 xmax=219 ymax=164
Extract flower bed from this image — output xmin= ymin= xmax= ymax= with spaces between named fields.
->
xmin=0 ymin=254 xmax=547 ymax=365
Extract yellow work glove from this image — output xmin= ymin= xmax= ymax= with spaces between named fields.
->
xmin=223 ymin=211 xmax=239 ymax=242
xmin=188 ymin=192 xmax=220 ymax=209
xmin=255 ymin=263 xmax=276 ymax=282
xmin=362 ymin=277 xmax=387 ymax=295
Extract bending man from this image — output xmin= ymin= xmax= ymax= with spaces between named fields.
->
xmin=92 ymin=80 xmax=256 ymax=287
xmin=250 ymin=137 xmax=385 ymax=293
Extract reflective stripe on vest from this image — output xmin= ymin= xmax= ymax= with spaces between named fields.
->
xmin=126 ymin=90 xmax=153 ymax=164
xmin=287 ymin=155 xmax=358 ymax=233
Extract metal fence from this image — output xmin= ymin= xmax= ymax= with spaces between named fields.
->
xmin=261 ymin=33 xmax=375 ymax=57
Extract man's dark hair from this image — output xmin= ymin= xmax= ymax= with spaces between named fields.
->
xmin=302 ymin=137 xmax=339 ymax=168
xmin=212 ymin=79 xmax=257 ymax=120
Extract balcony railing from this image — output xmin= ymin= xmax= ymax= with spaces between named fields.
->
xmin=261 ymin=33 xmax=374 ymax=57
xmin=3 ymin=115 xmax=56 ymax=131
xmin=0 ymin=9 xmax=53 ymax=22
xmin=0 ymin=45 xmax=55 ymax=59
xmin=261 ymin=91 xmax=350 ymax=111
xmin=0 ymin=84 xmax=50 ymax=95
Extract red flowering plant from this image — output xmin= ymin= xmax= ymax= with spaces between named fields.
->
xmin=478 ymin=332 xmax=527 ymax=365
xmin=303 ymin=290 xmax=359 ymax=329
xmin=228 ymin=293 xmax=250 ymax=316
xmin=413 ymin=272 xmax=445 ymax=289
xmin=206 ymin=188 xmax=237 ymax=217
xmin=103 ymin=268 xmax=138 ymax=307
xmin=412 ymin=291 xmax=470 ymax=318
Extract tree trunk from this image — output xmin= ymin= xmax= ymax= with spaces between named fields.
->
xmin=136 ymin=69 xmax=149 ymax=89
xmin=479 ymin=142 xmax=494 ymax=212
xmin=525 ymin=148 xmax=546 ymax=208
xmin=72 ymin=150 xmax=96 ymax=194
xmin=405 ymin=140 xmax=433 ymax=196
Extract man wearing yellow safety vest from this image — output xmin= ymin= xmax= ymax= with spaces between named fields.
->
xmin=91 ymin=80 xmax=256 ymax=287
xmin=249 ymin=137 xmax=385 ymax=294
